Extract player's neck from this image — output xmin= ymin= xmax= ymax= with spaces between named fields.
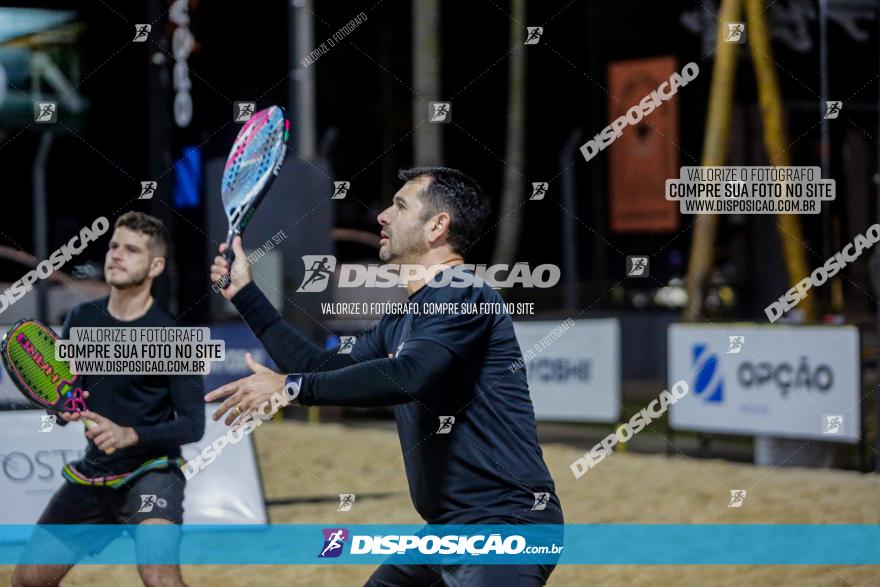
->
xmin=108 ymin=285 xmax=154 ymax=322
xmin=404 ymin=253 xmax=464 ymax=296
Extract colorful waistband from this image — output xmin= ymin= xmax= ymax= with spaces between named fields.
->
xmin=62 ymin=456 xmax=185 ymax=489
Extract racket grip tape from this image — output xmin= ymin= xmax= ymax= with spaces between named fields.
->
xmin=221 ymin=236 xmax=236 ymax=290
xmin=83 ymin=418 xmax=116 ymax=455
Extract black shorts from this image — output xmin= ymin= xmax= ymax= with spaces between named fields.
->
xmin=27 ymin=469 xmax=186 ymax=562
xmin=365 ymin=517 xmax=562 ymax=587
xmin=365 ymin=563 xmax=556 ymax=587
xmin=38 ymin=468 xmax=186 ymax=525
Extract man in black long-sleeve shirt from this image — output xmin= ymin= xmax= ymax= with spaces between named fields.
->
xmin=208 ymin=168 xmax=563 ymax=586
xmin=13 ymin=212 xmax=204 ymax=587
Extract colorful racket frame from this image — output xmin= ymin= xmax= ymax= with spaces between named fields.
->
xmin=221 ymin=105 xmax=290 ymax=247
xmin=0 ymin=319 xmax=88 ymax=413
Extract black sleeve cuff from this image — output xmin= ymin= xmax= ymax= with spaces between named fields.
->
xmin=296 ymin=374 xmax=314 ymax=406
xmin=230 ymin=281 xmax=281 ymax=337
xmin=132 ymin=423 xmax=159 ymax=447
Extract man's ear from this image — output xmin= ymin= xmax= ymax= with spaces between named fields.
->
xmin=427 ymin=212 xmax=452 ymax=244
xmin=148 ymin=256 xmax=166 ymax=279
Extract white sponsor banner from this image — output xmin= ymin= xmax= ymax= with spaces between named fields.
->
xmin=668 ymin=324 xmax=860 ymax=442
xmin=0 ymin=406 xmax=266 ymax=523
xmin=0 ymin=363 xmax=29 ymax=406
xmin=513 ymin=319 xmax=620 ymax=423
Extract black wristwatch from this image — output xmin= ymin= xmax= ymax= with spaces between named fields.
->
xmin=283 ymin=374 xmax=302 ymax=402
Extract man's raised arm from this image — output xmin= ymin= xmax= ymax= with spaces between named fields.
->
xmin=210 ymin=236 xmax=384 ymax=374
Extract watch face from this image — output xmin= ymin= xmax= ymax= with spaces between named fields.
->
xmin=284 ymin=376 xmax=301 ymax=400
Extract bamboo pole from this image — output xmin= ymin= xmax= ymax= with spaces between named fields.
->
xmin=683 ymin=0 xmax=743 ymax=321
xmin=745 ymin=0 xmax=817 ymax=320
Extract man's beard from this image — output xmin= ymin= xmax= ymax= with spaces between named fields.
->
xmin=380 ymin=231 xmax=427 ymax=264
xmin=106 ymin=268 xmax=149 ymax=289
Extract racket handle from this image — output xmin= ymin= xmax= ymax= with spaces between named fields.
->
xmin=221 ymin=232 xmax=237 ymax=290
xmin=83 ymin=418 xmax=116 ymax=455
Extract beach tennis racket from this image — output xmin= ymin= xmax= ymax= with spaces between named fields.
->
xmin=219 ymin=105 xmax=290 ymax=288
xmin=0 ymin=319 xmax=114 ymax=454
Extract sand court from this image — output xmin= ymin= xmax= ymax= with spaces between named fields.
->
xmin=3 ymin=421 xmax=877 ymax=586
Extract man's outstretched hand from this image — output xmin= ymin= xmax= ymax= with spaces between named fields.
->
xmin=205 ymin=352 xmax=288 ymax=426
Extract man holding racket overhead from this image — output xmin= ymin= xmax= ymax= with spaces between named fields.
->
xmin=13 ymin=211 xmax=204 ymax=587
xmin=209 ymin=167 xmax=563 ymax=586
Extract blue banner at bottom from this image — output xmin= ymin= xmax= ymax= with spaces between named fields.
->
xmin=0 ymin=525 xmax=877 ymax=565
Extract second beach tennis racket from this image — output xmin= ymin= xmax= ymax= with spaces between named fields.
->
xmin=219 ymin=105 xmax=290 ymax=288
xmin=0 ymin=319 xmax=114 ymax=454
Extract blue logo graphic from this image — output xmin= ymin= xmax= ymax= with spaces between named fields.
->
xmin=319 ymin=528 xmax=348 ymax=558
xmin=691 ymin=344 xmax=723 ymax=403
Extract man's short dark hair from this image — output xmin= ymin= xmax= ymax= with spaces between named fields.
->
xmin=114 ymin=211 xmax=170 ymax=258
xmin=397 ymin=166 xmax=490 ymax=254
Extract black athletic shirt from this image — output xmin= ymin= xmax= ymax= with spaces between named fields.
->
xmin=232 ymin=270 xmax=563 ymax=525
xmin=60 ymin=297 xmax=205 ymax=477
